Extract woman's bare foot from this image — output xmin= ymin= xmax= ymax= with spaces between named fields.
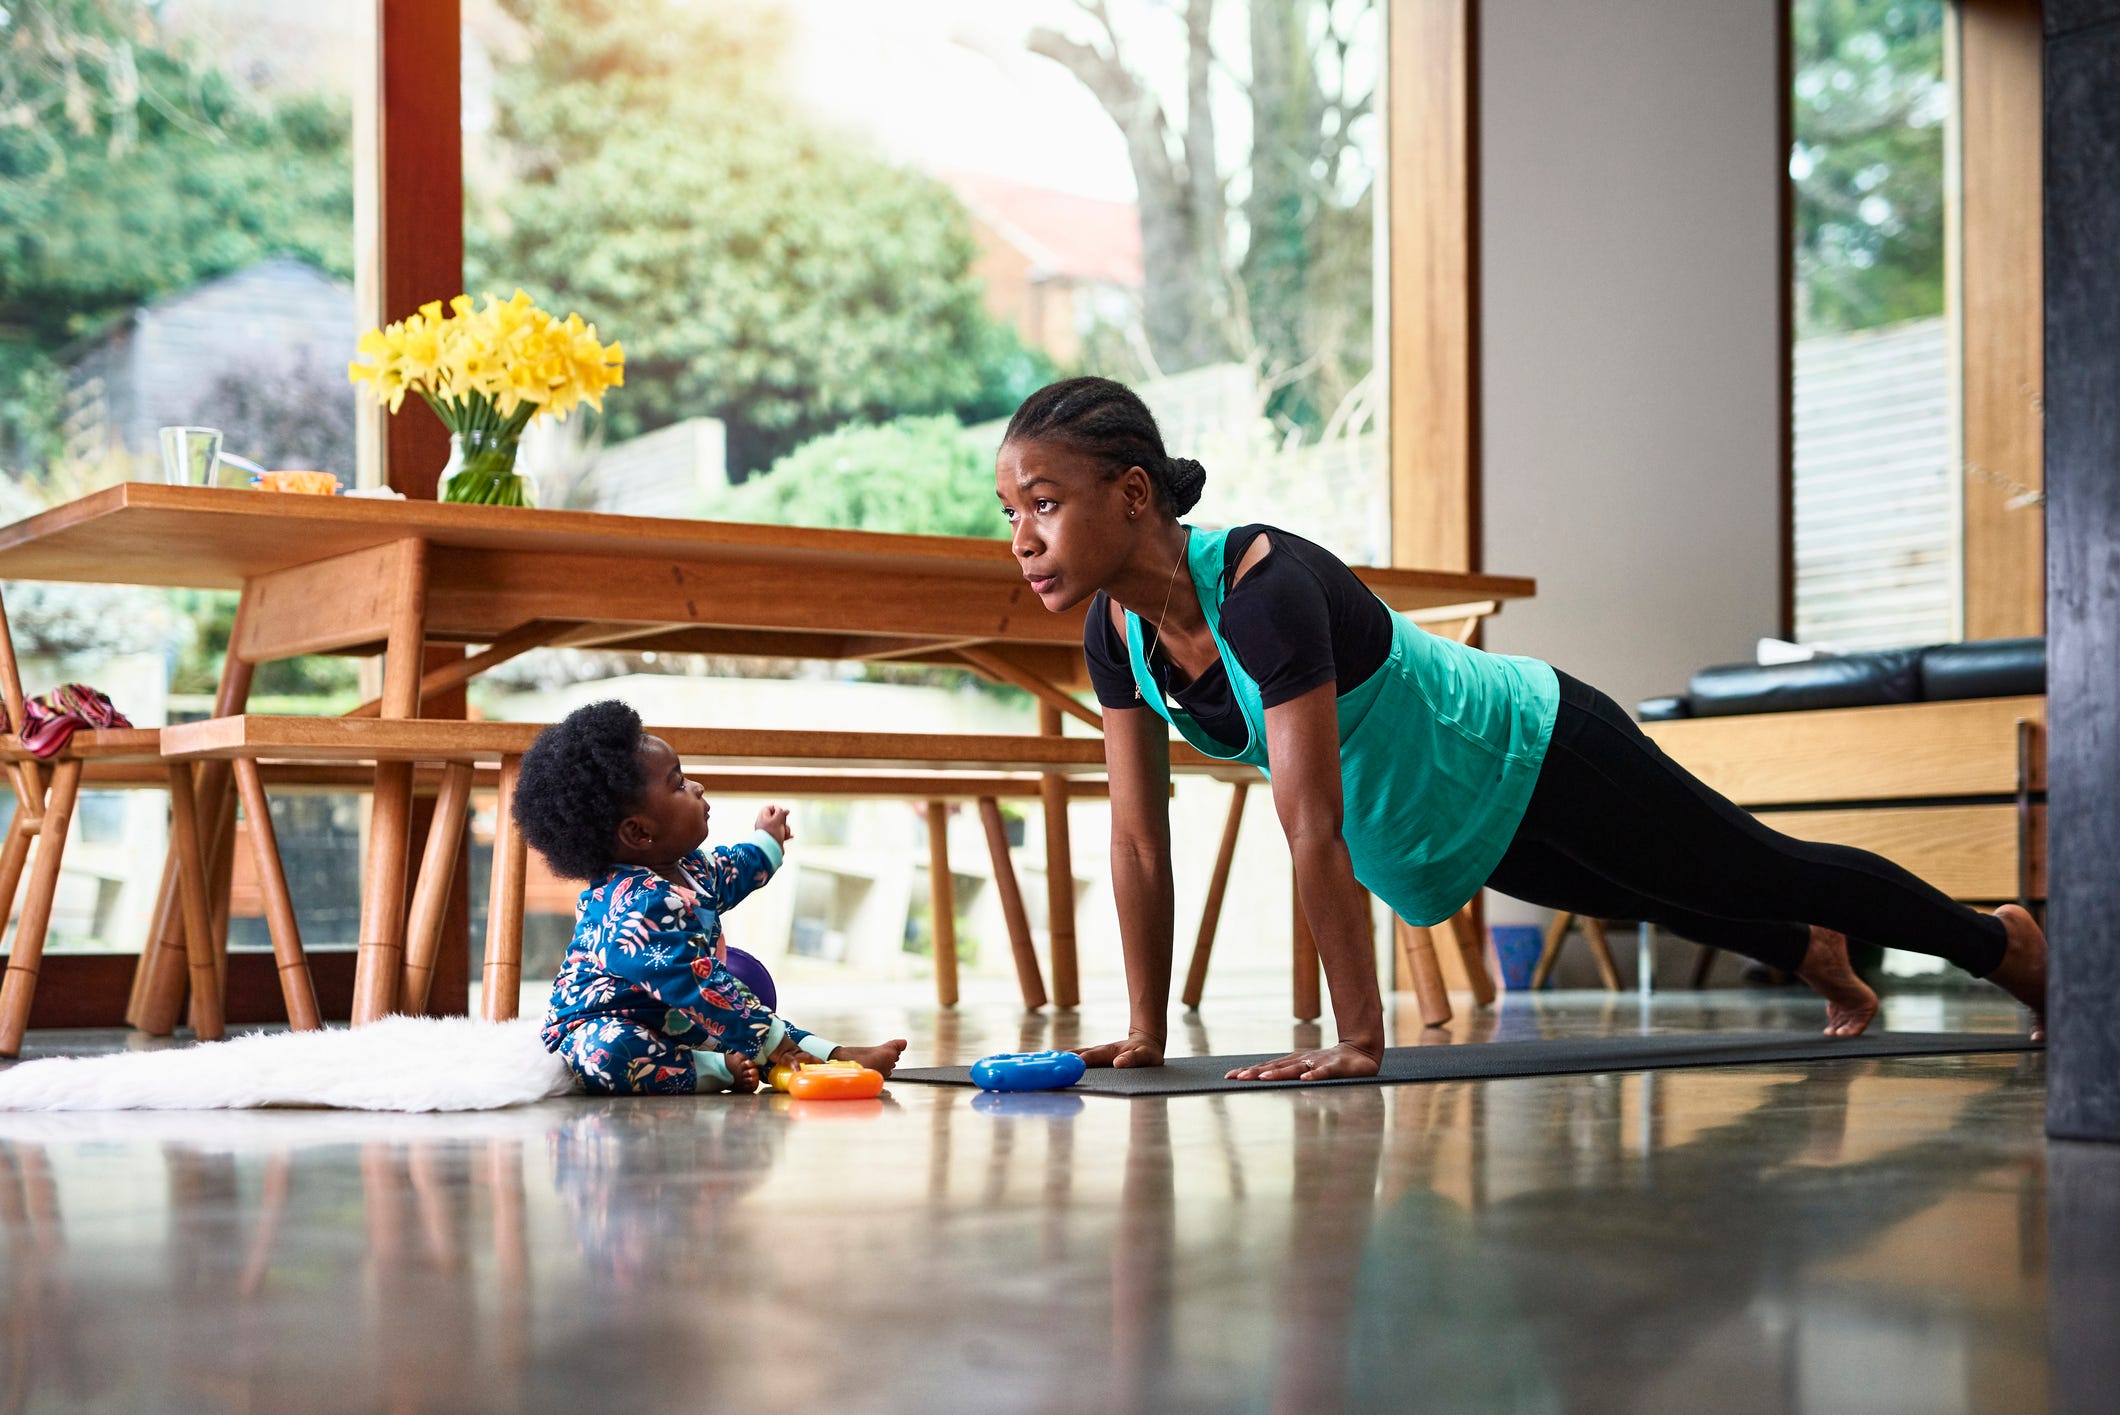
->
xmin=831 ymin=1040 xmax=908 ymax=1077
xmin=724 ymin=1054 xmax=761 ymax=1094
xmin=1987 ymin=905 xmax=2047 ymax=1041
xmin=1795 ymin=927 xmax=1880 ymax=1037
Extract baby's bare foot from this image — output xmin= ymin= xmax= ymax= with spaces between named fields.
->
xmin=831 ymin=1040 xmax=908 ymax=1077
xmin=1796 ymin=926 xmax=1879 ymax=1037
xmin=724 ymin=1053 xmax=761 ymax=1094
xmin=1988 ymin=905 xmax=2047 ymax=1041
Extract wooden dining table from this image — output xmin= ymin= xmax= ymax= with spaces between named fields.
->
xmin=0 ymin=483 xmax=1536 ymax=1027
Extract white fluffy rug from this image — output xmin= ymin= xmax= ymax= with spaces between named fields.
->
xmin=0 ymin=1015 xmax=575 ymax=1112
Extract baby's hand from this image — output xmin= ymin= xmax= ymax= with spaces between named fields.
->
xmin=755 ymin=804 xmax=793 ymax=845
xmin=723 ymin=1053 xmax=761 ymax=1094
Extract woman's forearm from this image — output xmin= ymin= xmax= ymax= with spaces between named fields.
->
xmin=1110 ymin=835 xmax=1175 ymax=1040
xmin=1288 ymin=831 xmax=1386 ymax=1056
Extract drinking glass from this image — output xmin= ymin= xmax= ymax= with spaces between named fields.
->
xmin=158 ymin=426 xmax=223 ymax=486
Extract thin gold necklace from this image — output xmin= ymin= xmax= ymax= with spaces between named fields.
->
xmin=1136 ymin=536 xmax=1188 ymax=701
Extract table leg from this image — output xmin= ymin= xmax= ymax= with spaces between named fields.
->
xmin=927 ymin=800 xmax=959 ymax=1009
xmin=131 ymin=587 xmax=256 ymax=1030
xmin=166 ymin=763 xmax=224 ymax=1043
xmin=977 ymin=796 xmax=1046 ymax=1011
xmin=1038 ymin=705 xmax=1079 ymax=1008
xmin=0 ymin=758 xmax=82 ymax=1056
xmin=480 ymin=756 xmax=527 ymax=1022
xmin=352 ymin=538 xmax=429 ymax=1026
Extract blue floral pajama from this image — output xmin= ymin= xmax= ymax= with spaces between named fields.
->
xmin=542 ymin=833 xmax=824 ymax=1095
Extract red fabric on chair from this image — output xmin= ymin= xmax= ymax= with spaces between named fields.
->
xmin=4 ymin=684 xmax=133 ymax=758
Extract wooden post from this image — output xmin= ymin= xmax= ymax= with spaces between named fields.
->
xmin=353 ymin=538 xmax=429 ymax=1025
xmin=165 ymin=763 xmax=224 ymax=1044
xmin=1180 ymin=780 xmax=1247 ymax=1009
xmin=0 ymin=758 xmax=82 ymax=1055
xmin=1038 ymin=704 xmax=1079 ymax=1008
xmin=927 ymin=800 xmax=959 ymax=1008
xmin=1292 ymin=870 xmax=1322 ymax=1023
xmin=977 ymin=796 xmax=1046 ymax=1011
xmin=480 ymin=756 xmax=527 ymax=1022
xmin=233 ymin=759 xmax=322 ymax=1031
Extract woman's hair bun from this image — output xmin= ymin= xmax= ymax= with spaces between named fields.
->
xmin=1163 ymin=456 xmax=1207 ymax=515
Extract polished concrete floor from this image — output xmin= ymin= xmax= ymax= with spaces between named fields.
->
xmin=2 ymin=986 xmax=2110 ymax=1415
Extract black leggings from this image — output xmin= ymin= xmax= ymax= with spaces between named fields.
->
xmin=1486 ymin=670 xmax=2008 ymax=977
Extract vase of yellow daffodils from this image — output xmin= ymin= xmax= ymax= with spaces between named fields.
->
xmin=346 ymin=290 xmax=624 ymax=506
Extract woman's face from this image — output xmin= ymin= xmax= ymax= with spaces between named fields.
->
xmin=995 ymin=438 xmax=1145 ymax=612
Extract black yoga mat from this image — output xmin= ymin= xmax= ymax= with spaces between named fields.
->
xmin=890 ymin=1030 xmax=2041 ymax=1097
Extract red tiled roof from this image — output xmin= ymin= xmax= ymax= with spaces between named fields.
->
xmin=944 ymin=169 xmax=1144 ymax=288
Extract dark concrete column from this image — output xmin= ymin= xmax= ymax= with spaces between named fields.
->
xmin=2044 ymin=0 xmax=2120 ymax=1143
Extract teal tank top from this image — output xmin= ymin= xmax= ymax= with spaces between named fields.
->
xmin=1121 ymin=526 xmax=1560 ymax=926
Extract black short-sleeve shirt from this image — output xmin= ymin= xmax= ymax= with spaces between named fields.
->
xmin=1082 ymin=525 xmax=1394 ymax=749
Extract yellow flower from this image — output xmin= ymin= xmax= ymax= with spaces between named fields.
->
xmin=348 ymin=290 xmax=626 ymax=430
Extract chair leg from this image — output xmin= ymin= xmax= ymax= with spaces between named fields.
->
xmin=1688 ymin=944 xmax=1718 ymax=990
xmin=1181 ymin=780 xmax=1247 ymax=1010
xmin=1531 ymin=912 xmax=1571 ymax=990
xmin=1582 ymin=917 xmax=1624 ymax=991
xmin=1445 ymin=903 xmax=1496 ymax=1006
xmin=401 ymin=762 xmax=473 ymax=1016
xmin=166 ymin=763 xmax=224 ymax=1043
xmin=977 ymin=797 xmax=1045 ymax=1012
xmin=1394 ymin=918 xmax=1453 ymax=1029
xmin=352 ymin=762 xmax=415 ymax=1025
xmin=0 ymin=759 xmax=83 ymax=1056
xmin=232 ymin=758 xmax=321 ymax=1030
xmin=1038 ymin=706 xmax=1079 ymax=1007
xmin=480 ymin=756 xmax=526 ymax=1023
xmin=0 ymin=814 xmax=33 ymax=945
xmin=926 ymin=800 xmax=960 ymax=1008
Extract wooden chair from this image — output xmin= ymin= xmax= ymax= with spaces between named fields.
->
xmin=0 ymin=594 xmax=243 ymax=1055
xmin=1530 ymin=912 xmax=1624 ymax=992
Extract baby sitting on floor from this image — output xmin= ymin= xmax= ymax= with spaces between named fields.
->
xmin=515 ymin=700 xmax=906 ymax=1095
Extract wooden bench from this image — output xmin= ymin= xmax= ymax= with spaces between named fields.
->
xmin=153 ymin=715 xmax=1253 ymax=1026
xmin=1621 ymin=695 xmax=2046 ymax=983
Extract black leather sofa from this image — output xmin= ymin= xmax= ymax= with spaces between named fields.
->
xmin=1637 ymin=637 xmax=2046 ymax=722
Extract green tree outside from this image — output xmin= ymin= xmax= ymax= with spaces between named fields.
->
xmin=470 ymin=0 xmax=1051 ymax=479
xmin=1791 ymin=0 xmax=1948 ymax=336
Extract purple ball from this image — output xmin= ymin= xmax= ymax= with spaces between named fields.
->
xmin=721 ymin=945 xmax=777 ymax=1014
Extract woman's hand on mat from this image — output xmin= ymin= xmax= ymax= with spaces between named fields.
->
xmin=1225 ymin=1041 xmax=1381 ymax=1083
xmin=755 ymin=805 xmax=793 ymax=844
xmin=1075 ymin=1033 xmax=1165 ymax=1069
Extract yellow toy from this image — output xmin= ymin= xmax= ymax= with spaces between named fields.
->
xmin=768 ymin=1058 xmax=885 ymax=1100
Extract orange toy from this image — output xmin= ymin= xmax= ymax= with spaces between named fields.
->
xmin=769 ymin=1059 xmax=884 ymax=1100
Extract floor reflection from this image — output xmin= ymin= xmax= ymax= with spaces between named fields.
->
xmin=0 ymin=994 xmax=2088 ymax=1414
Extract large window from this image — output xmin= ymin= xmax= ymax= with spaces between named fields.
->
xmin=1789 ymin=0 xmax=1956 ymax=650
xmin=462 ymin=0 xmax=1386 ymax=562
xmin=0 ymin=0 xmax=362 ymax=952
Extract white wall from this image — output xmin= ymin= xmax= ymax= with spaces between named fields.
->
xmin=1477 ymin=1 xmax=1784 ymax=926
xmin=1478 ymin=0 xmax=1783 ymax=706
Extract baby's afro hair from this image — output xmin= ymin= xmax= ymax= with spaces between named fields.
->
xmin=511 ymin=699 xmax=650 ymax=881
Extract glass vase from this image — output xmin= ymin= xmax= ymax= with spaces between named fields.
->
xmin=440 ymin=428 xmax=533 ymax=506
